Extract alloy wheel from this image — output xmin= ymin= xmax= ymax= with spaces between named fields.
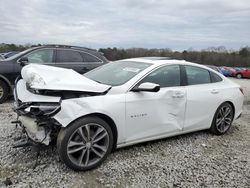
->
xmin=215 ymin=106 xmax=233 ymax=133
xmin=66 ymin=123 xmax=109 ymax=167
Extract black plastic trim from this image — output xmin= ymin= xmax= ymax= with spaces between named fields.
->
xmin=180 ymin=65 xmax=188 ymax=86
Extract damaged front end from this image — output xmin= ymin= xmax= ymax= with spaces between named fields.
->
xmin=12 ymin=64 xmax=112 ymax=148
xmin=13 ymin=79 xmax=62 ymax=147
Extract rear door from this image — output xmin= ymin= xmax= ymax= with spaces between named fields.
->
xmin=183 ymin=66 xmax=224 ymax=131
xmin=55 ymin=49 xmax=104 ymax=74
xmin=55 ymin=49 xmax=85 ymax=73
xmin=125 ymin=65 xmax=187 ymax=143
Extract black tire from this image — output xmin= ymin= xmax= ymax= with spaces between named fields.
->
xmin=210 ymin=103 xmax=234 ymax=135
xmin=236 ymin=73 xmax=243 ymax=79
xmin=57 ymin=116 xmax=113 ymax=171
xmin=0 ymin=80 xmax=9 ymax=104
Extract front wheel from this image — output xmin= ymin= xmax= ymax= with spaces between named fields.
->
xmin=210 ymin=103 xmax=234 ymax=135
xmin=57 ymin=116 xmax=113 ymax=171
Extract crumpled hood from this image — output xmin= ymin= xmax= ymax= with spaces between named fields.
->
xmin=21 ymin=64 xmax=111 ymax=93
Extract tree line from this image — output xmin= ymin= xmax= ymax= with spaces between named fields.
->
xmin=99 ymin=47 xmax=250 ymax=67
xmin=1 ymin=43 xmax=249 ymax=67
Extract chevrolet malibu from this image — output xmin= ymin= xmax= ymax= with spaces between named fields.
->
xmin=13 ymin=58 xmax=244 ymax=171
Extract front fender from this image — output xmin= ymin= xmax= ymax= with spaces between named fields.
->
xmin=53 ymin=95 xmax=126 ymax=144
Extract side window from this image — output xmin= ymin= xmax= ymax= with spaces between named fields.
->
xmin=25 ymin=49 xmax=53 ymax=63
xmin=141 ymin=65 xmax=181 ymax=87
xmin=185 ymin=66 xmax=211 ymax=85
xmin=57 ymin=50 xmax=83 ymax=62
xmin=210 ymin=71 xmax=223 ymax=83
xmin=81 ymin=53 xmax=101 ymax=62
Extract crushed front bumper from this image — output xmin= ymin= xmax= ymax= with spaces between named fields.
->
xmin=13 ymin=78 xmax=61 ymax=146
xmin=17 ymin=116 xmax=50 ymax=145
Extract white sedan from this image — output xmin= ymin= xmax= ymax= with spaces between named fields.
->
xmin=13 ymin=58 xmax=244 ymax=171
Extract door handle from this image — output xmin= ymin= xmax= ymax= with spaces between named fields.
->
xmin=211 ymin=89 xmax=219 ymax=94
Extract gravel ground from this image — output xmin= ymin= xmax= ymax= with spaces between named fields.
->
xmin=0 ymin=78 xmax=249 ymax=188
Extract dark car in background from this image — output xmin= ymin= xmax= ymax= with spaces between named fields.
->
xmin=0 ymin=45 xmax=109 ymax=103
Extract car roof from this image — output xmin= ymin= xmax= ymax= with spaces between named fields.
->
xmin=123 ymin=56 xmax=172 ymax=60
xmin=119 ymin=57 xmax=208 ymax=68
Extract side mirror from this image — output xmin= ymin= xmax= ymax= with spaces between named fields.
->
xmin=132 ymin=82 xmax=160 ymax=92
xmin=19 ymin=57 xmax=28 ymax=66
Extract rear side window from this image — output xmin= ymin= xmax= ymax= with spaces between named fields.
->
xmin=81 ymin=53 xmax=101 ymax=62
xmin=210 ymin=71 xmax=223 ymax=83
xmin=141 ymin=65 xmax=181 ymax=87
xmin=185 ymin=66 xmax=211 ymax=85
xmin=57 ymin=50 xmax=83 ymax=62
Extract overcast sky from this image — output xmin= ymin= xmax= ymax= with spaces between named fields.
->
xmin=0 ymin=0 xmax=249 ymax=50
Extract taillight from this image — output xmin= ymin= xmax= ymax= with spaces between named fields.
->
xmin=239 ymin=87 xmax=244 ymax=95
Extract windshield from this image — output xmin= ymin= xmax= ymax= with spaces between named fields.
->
xmin=84 ymin=61 xmax=151 ymax=86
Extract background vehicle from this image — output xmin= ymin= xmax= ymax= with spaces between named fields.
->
xmin=0 ymin=44 xmax=108 ymax=103
xmin=224 ymin=67 xmax=237 ymax=77
xmin=14 ymin=59 xmax=244 ymax=171
xmin=235 ymin=68 xmax=250 ymax=79
xmin=3 ymin=51 xmax=20 ymax=59
xmin=204 ymin=65 xmax=222 ymax=73
xmin=219 ymin=67 xmax=235 ymax=77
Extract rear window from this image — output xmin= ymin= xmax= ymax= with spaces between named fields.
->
xmin=210 ymin=71 xmax=223 ymax=82
xmin=81 ymin=52 xmax=101 ymax=62
xmin=185 ymin=66 xmax=211 ymax=85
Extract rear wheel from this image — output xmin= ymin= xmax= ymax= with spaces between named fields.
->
xmin=210 ymin=103 xmax=234 ymax=135
xmin=236 ymin=73 xmax=243 ymax=79
xmin=0 ymin=80 xmax=9 ymax=103
xmin=57 ymin=116 xmax=113 ymax=171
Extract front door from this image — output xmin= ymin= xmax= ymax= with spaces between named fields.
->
xmin=125 ymin=65 xmax=187 ymax=144
xmin=13 ymin=48 xmax=55 ymax=83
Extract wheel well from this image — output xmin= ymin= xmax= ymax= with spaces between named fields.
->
xmin=68 ymin=113 xmax=118 ymax=152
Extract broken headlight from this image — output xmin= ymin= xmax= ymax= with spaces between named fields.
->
xmin=24 ymin=103 xmax=61 ymax=116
